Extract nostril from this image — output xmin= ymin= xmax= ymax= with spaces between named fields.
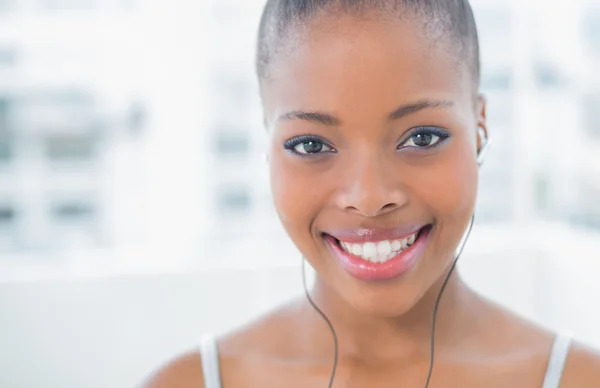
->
xmin=381 ymin=203 xmax=398 ymax=211
xmin=345 ymin=202 xmax=398 ymax=218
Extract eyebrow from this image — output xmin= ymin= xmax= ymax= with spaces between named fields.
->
xmin=388 ymin=99 xmax=454 ymax=120
xmin=277 ymin=99 xmax=454 ymax=126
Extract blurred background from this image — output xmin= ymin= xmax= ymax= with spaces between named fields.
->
xmin=0 ymin=0 xmax=599 ymax=386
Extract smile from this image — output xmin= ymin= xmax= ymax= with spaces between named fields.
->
xmin=323 ymin=225 xmax=432 ymax=281
xmin=337 ymin=231 xmax=419 ymax=263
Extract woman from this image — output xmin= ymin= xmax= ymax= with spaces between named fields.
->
xmin=145 ymin=0 xmax=600 ymax=386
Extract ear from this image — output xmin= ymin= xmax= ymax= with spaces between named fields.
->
xmin=476 ymin=93 xmax=488 ymax=152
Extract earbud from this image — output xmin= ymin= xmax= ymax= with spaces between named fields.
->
xmin=476 ymin=126 xmax=490 ymax=167
xmin=262 ymin=153 xmax=269 ymax=164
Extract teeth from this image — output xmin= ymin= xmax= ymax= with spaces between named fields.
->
xmin=337 ymin=231 xmax=419 ymax=264
xmin=377 ymin=241 xmax=392 ymax=256
xmin=351 ymin=244 xmax=363 ymax=256
xmin=401 ymin=238 xmax=409 ymax=250
xmin=362 ymin=242 xmax=377 ymax=258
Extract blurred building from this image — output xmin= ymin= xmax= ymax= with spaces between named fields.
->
xmin=0 ymin=0 xmax=147 ymax=254
xmin=474 ymin=0 xmax=600 ymax=227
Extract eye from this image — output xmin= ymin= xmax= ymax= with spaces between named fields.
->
xmin=284 ymin=135 xmax=336 ymax=156
xmin=398 ymin=127 xmax=450 ymax=149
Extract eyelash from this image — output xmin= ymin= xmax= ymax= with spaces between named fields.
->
xmin=282 ymin=127 xmax=451 ymax=157
xmin=397 ymin=126 xmax=451 ymax=150
xmin=283 ymin=135 xmax=336 ymax=157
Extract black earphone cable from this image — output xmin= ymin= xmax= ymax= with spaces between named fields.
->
xmin=301 ymin=214 xmax=476 ymax=388
xmin=423 ymin=214 xmax=475 ymax=387
xmin=302 ymin=259 xmax=339 ymax=388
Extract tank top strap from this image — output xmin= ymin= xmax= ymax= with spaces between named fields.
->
xmin=199 ymin=334 xmax=223 ymax=388
xmin=542 ymin=331 xmax=572 ymax=388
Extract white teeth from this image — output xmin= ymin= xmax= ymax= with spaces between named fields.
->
xmin=362 ymin=242 xmax=377 ymax=258
xmin=351 ymin=244 xmax=363 ymax=256
xmin=401 ymin=238 xmax=409 ymax=250
xmin=336 ymin=230 xmax=420 ymax=264
xmin=377 ymin=240 xmax=392 ymax=256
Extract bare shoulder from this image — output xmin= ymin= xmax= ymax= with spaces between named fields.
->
xmin=139 ymin=299 xmax=303 ymax=388
xmin=218 ymin=297 xmax=305 ymax=356
xmin=562 ymin=341 xmax=600 ymax=387
xmin=140 ymin=351 xmax=204 ymax=388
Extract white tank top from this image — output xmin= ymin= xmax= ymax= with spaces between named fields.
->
xmin=199 ymin=332 xmax=572 ymax=388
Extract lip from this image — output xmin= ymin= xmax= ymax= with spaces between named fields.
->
xmin=325 ymin=224 xmax=426 ymax=243
xmin=323 ymin=225 xmax=432 ymax=282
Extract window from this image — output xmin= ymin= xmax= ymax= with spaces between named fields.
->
xmin=474 ymin=6 xmax=512 ymax=65
xmin=214 ymin=130 xmax=250 ymax=157
xmin=0 ymin=98 xmax=12 ymax=162
xmin=0 ymin=137 xmax=11 ymax=162
xmin=126 ymin=101 xmax=146 ymax=136
xmin=534 ymin=172 xmax=550 ymax=215
xmin=481 ymin=68 xmax=513 ymax=91
xmin=40 ymin=0 xmax=97 ymax=10
xmin=0 ymin=48 xmax=18 ymax=67
xmin=584 ymin=11 xmax=600 ymax=54
xmin=51 ymin=201 xmax=95 ymax=222
xmin=534 ymin=62 xmax=566 ymax=90
xmin=583 ymin=94 xmax=600 ymax=139
xmin=0 ymin=0 xmax=15 ymax=12
xmin=0 ymin=206 xmax=15 ymax=225
xmin=44 ymin=134 xmax=96 ymax=161
xmin=216 ymin=185 xmax=251 ymax=215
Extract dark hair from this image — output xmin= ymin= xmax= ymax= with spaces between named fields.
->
xmin=256 ymin=0 xmax=480 ymax=86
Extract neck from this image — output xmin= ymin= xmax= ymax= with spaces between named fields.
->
xmin=304 ymin=270 xmax=482 ymax=363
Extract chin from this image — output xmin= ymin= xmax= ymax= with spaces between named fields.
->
xmin=333 ymin=277 xmax=426 ymax=319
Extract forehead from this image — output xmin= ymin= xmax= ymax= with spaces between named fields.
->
xmin=261 ymin=14 xmax=473 ymax=124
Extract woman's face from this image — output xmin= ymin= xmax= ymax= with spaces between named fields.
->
xmin=261 ymin=14 xmax=487 ymax=317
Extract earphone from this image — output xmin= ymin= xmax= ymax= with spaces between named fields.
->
xmin=301 ymin=126 xmax=489 ymax=388
xmin=477 ymin=126 xmax=489 ymax=167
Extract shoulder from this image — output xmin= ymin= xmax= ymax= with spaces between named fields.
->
xmin=140 ymin=351 xmax=204 ymax=388
xmin=139 ymin=299 xmax=303 ymax=388
xmin=561 ymin=340 xmax=600 ymax=388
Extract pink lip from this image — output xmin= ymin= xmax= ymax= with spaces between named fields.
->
xmin=324 ymin=225 xmax=432 ymax=282
xmin=326 ymin=224 xmax=426 ymax=243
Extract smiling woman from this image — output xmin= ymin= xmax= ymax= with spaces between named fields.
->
xmin=143 ymin=1 xmax=600 ymax=387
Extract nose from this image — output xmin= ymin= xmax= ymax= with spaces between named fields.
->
xmin=335 ymin=153 xmax=409 ymax=218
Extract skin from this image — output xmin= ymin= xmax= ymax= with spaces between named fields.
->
xmin=144 ymin=12 xmax=600 ymax=388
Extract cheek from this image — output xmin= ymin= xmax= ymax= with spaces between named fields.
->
xmin=408 ymin=136 xmax=479 ymax=217
xmin=418 ymin=158 xmax=478 ymax=215
xmin=412 ymin=144 xmax=478 ymax=264
xmin=269 ymin=152 xmax=319 ymax=237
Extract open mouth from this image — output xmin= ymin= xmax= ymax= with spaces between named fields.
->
xmin=328 ymin=224 xmax=432 ymax=264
